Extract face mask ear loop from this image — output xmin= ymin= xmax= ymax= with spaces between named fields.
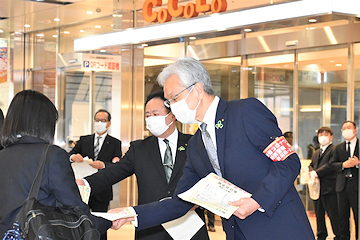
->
xmin=165 ymin=112 xmax=174 ymax=128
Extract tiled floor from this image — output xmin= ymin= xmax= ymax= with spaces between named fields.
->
xmin=107 ymin=211 xmax=357 ymax=240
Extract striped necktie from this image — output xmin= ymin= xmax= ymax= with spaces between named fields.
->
xmin=94 ymin=136 xmax=101 ymax=160
xmin=163 ymin=139 xmax=173 ymax=183
xmin=200 ymin=122 xmax=222 ymax=177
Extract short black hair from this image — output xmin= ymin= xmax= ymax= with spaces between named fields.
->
xmin=283 ymin=131 xmax=293 ymax=138
xmin=145 ymin=91 xmax=170 ymax=113
xmin=343 ymin=120 xmax=356 ymax=129
xmin=0 ymin=90 xmax=58 ymax=147
xmin=94 ymin=109 xmax=111 ymax=121
xmin=317 ymin=126 xmax=333 ymax=135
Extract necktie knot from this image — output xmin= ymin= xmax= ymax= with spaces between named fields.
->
xmin=163 ymin=138 xmax=169 ymax=145
xmin=200 ymin=122 xmax=207 ymax=132
xmin=319 ymin=148 xmax=323 ymax=156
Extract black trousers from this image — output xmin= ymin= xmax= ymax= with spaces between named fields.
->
xmin=89 ymin=197 xmax=109 ymax=240
xmin=337 ymin=179 xmax=359 ymax=240
xmin=314 ymin=193 xmax=340 ymax=240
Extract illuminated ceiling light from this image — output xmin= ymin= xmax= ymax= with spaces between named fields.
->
xmin=100 ymin=49 xmax=106 ymax=52
xmin=75 ymin=0 xmax=355 ymax=51
xmin=142 ymin=43 xmax=148 ymax=47
xmin=309 ymin=18 xmax=317 ymax=22
xmin=0 ymin=29 xmax=3 ymax=33
xmin=36 ymin=33 xmax=44 ymax=37
xmin=244 ymin=28 xmax=252 ymax=32
xmin=54 ymin=18 xmax=60 ymax=22
xmin=52 ymin=35 xmax=58 ymax=38
xmin=80 ymin=30 xmax=85 ymax=33
xmin=64 ymin=31 xmax=70 ymax=34
xmin=300 ymin=108 xmax=321 ymax=112
xmin=335 ymin=63 xmax=342 ymax=67
xmin=330 ymin=60 xmax=334 ymax=62
xmin=111 ymin=24 xmax=114 ymax=27
xmin=112 ymin=14 xmax=122 ymax=17
xmin=87 ymin=11 xmax=93 ymax=14
xmin=24 ymin=24 xmax=30 ymax=28
xmin=95 ymin=25 xmax=101 ymax=28
xmin=189 ymin=36 xmax=196 ymax=40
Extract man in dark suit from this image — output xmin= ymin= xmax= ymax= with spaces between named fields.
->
xmin=78 ymin=92 xmax=209 ymax=240
xmin=309 ymin=126 xmax=340 ymax=240
xmin=331 ymin=121 xmax=359 ymax=240
xmin=69 ymin=109 xmax=122 ymax=240
xmin=112 ymin=57 xmax=315 ymax=240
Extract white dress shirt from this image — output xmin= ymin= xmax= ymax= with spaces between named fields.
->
xmin=157 ymin=128 xmax=178 ymax=164
xmin=197 ymin=96 xmax=220 ymax=149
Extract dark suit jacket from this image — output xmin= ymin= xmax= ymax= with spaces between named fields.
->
xmin=330 ymin=138 xmax=359 ymax=192
xmin=309 ymin=144 xmax=337 ymax=195
xmin=134 ymin=98 xmax=315 ymax=240
xmin=86 ymin=132 xmax=209 ymax=240
xmin=69 ymin=134 xmax=122 ymax=202
xmin=0 ymin=136 xmax=111 ymax=236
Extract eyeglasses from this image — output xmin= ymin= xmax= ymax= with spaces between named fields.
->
xmin=164 ymin=83 xmax=196 ymax=108
xmin=94 ymin=119 xmax=108 ymax=123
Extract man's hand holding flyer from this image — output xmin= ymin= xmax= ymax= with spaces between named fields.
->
xmin=178 ymin=173 xmax=253 ymax=219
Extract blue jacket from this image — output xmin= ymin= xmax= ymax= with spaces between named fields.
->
xmin=134 ymin=98 xmax=315 ymax=240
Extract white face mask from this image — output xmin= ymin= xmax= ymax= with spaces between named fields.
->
xmin=342 ymin=129 xmax=355 ymax=141
xmin=146 ymin=113 xmax=173 ymax=136
xmin=94 ymin=121 xmax=107 ymax=134
xmin=318 ymin=136 xmax=330 ymax=146
xmin=170 ymin=88 xmax=201 ymax=125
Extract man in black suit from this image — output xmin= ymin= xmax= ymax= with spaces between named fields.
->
xmin=78 ymin=91 xmax=209 ymax=240
xmin=69 ymin=109 xmax=122 ymax=240
xmin=309 ymin=126 xmax=340 ymax=240
xmin=331 ymin=121 xmax=359 ymax=240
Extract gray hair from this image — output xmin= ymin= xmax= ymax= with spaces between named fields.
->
xmin=157 ymin=57 xmax=215 ymax=95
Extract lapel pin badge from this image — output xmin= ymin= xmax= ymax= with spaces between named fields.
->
xmin=215 ymin=119 xmax=224 ymax=129
xmin=178 ymin=146 xmax=186 ymax=151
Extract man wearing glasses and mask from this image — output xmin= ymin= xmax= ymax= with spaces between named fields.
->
xmin=77 ymin=92 xmax=209 ymax=240
xmin=69 ymin=109 xmax=122 ymax=240
xmin=111 ymin=57 xmax=315 ymax=240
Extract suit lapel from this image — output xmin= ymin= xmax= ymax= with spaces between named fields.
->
xmin=89 ymin=134 xmax=95 ymax=159
xmin=146 ymin=136 xmax=167 ymax=184
xmin=355 ymin=138 xmax=359 ymax=157
xmin=215 ymin=99 xmax=227 ymax=177
xmin=98 ymin=135 xmax=110 ymax=160
xmin=170 ymin=132 xmax=188 ymax=184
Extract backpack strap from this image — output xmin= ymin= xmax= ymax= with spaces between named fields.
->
xmin=28 ymin=145 xmax=51 ymax=199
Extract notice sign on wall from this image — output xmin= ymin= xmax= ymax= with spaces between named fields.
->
xmin=82 ymin=54 xmax=121 ymax=72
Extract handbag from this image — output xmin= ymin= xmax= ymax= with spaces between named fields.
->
xmin=3 ymin=145 xmax=100 ymax=240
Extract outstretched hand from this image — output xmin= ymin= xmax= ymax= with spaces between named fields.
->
xmin=108 ymin=208 xmax=135 ymax=230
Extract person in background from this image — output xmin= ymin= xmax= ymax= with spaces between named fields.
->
xmin=284 ymin=131 xmax=304 ymax=159
xmin=111 ymin=57 xmax=315 ymax=240
xmin=330 ymin=121 xmax=359 ymax=240
xmin=309 ymin=126 xmax=340 ymax=240
xmin=69 ymin=109 xmax=122 ymax=240
xmin=206 ymin=210 xmax=216 ymax=232
xmin=0 ymin=90 xmax=113 ymax=236
xmin=0 ymin=108 xmax=4 ymax=150
xmin=77 ymin=91 xmax=209 ymax=240
xmin=307 ymin=135 xmax=320 ymax=159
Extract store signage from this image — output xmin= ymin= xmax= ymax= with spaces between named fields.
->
xmin=82 ymin=54 xmax=121 ymax=72
xmin=143 ymin=0 xmax=227 ymax=23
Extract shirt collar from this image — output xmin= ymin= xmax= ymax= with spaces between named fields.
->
xmin=197 ymin=96 xmax=220 ymax=131
xmin=347 ymin=137 xmax=357 ymax=145
xmin=95 ymin=132 xmax=108 ymax=139
xmin=321 ymin=142 xmax=332 ymax=152
xmin=158 ymin=128 xmax=178 ymax=146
